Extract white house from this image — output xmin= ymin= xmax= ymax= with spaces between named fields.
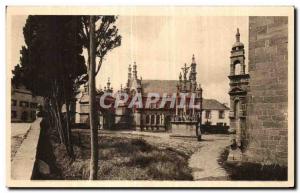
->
xmin=201 ymin=99 xmax=230 ymax=127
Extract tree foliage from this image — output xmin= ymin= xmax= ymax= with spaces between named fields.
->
xmin=80 ymin=16 xmax=121 ymax=75
xmin=12 ymin=16 xmax=87 ymax=157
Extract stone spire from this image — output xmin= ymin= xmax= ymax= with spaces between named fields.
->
xmin=190 ymin=54 xmax=197 ymax=82
xmin=128 ymin=64 xmax=132 ymax=80
xmin=231 ymin=28 xmax=245 ymax=75
xmin=132 ymin=62 xmax=137 ymax=79
xmin=236 ymin=28 xmax=240 ymax=42
xmin=107 ymin=77 xmax=111 ymax=90
xmin=192 ymin=54 xmax=196 ymax=64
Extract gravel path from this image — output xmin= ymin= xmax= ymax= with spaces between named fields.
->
xmin=189 ymin=134 xmax=230 ymax=180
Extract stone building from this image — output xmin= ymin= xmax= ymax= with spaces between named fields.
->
xmin=76 ymin=81 xmax=115 ymax=129
xmin=11 ymin=84 xmax=44 ymax=122
xmin=77 ymin=55 xmax=203 ymax=137
xmin=118 ymin=55 xmax=203 ymax=134
xmin=229 ymin=17 xmax=288 ymax=167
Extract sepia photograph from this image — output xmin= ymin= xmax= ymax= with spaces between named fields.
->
xmin=6 ymin=6 xmax=294 ymax=188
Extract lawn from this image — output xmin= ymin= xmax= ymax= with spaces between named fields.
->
xmin=42 ymin=131 xmax=193 ymax=180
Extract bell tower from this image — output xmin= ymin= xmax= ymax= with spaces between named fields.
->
xmin=228 ymin=28 xmax=250 ymax=149
xmin=230 ymin=28 xmax=246 ymax=76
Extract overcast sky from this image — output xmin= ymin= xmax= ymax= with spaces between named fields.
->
xmin=10 ymin=15 xmax=248 ymax=104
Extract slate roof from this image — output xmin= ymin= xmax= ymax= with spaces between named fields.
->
xmin=202 ymin=99 xmax=230 ymax=110
xmin=141 ymin=80 xmax=178 ymax=96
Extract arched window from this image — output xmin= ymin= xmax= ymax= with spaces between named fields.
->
xmin=156 ymin=115 xmax=160 ymax=125
xmin=151 ymin=115 xmax=155 ymax=124
xmin=234 ymin=62 xmax=241 ymax=75
xmin=146 ymin=115 xmax=150 ymax=124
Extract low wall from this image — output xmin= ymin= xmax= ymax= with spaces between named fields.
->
xmin=11 ymin=118 xmax=42 ymax=180
xmin=201 ymin=125 xmax=229 ymax=134
xmin=170 ymin=121 xmax=198 ymax=137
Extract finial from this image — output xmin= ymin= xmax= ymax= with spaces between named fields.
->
xmin=192 ymin=54 xmax=195 ymax=63
xmin=107 ymin=77 xmax=111 ymax=89
xmin=236 ymin=28 xmax=240 ymax=42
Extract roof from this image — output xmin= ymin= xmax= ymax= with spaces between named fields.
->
xmin=202 ymin=99 xmax=230 ymax=110
xmin=141 ymin=80 xmax=178 ymax=96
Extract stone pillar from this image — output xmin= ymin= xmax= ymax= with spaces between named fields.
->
xmin=230 ymin=63 xmax=234 ymax=76
xmin=134 ymin=112 xmax=141 ymax=131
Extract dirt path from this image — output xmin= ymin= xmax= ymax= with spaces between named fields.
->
xmin=189 ymin=134 xmax=230 ymax=180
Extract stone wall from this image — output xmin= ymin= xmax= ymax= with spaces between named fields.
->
xmin=11 ymin=118 xmax=42 ymax=180
xmin=170 ymin=121 xmax=198 ymax=137
xmin=245 ymin=16 xmax=288 ymax=166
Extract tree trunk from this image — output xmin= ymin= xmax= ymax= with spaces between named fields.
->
xmin=89 ymin=16 xmax=98 ymax=180
xmin=65 ymin=99 xmax=74 ymax=158
xmin=54 ymin=97 xmax=65 ymax=144
xmin=50 ymin=102 xmax=63 ymax=144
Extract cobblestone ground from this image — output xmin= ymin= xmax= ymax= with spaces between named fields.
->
xmin=95 ymin=130 xmax=230 ymax=180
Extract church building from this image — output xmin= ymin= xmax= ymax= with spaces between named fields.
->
xmin=77 ymin=55 xmax=203 ymax=137
xmin=116 ymin=55 xmax=203 ymax=133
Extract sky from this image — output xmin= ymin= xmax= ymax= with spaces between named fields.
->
xmin=10 ymin=15 xmax=248 ymax=104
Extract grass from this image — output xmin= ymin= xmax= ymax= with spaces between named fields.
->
xmin=45 ymin=131 xmax=193 ymax=180
xmin=218 ymin=147 xmax=287 ymax=181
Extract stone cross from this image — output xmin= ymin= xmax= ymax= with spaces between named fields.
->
xmin=181 ymin=63 xmax=190 ymax=81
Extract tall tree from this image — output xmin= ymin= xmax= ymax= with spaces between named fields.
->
xmin=80 ymin=15 xmax=121 ymax=179
xmin=88 ymin=16 xmax=98 ymax=180
xmin=12 ymin=16 xmax=87 ymax=157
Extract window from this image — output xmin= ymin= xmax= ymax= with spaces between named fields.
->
xmin=217 ymin=122 xmax=224 ymax=126
xmin=11 ymin=111 xmax=17 ymax=118
xmin=234 ymin=62 xmax=241 ymax=75
xmin=150 ymin=115 xmax=155 ymax=124
xmin=156 ymin=115 xmax=160 ymax=125
xmin=20 ymin=101 xmax=29 ymax=107
xmin=30 ymin=102 xmax=37 ymax=108
xmin=146 ymin=115 xmax=150 ymax=124
xmin=205 ymin=110 xmax=211 ymax=119
xmin=11 ymin=100 xmax=17 ymax=106
xmin=219 ymin=110 xmax=225 ymax=119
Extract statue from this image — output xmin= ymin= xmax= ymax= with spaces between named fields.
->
xmin=181 ymin=63 xmax=190 ymax=81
